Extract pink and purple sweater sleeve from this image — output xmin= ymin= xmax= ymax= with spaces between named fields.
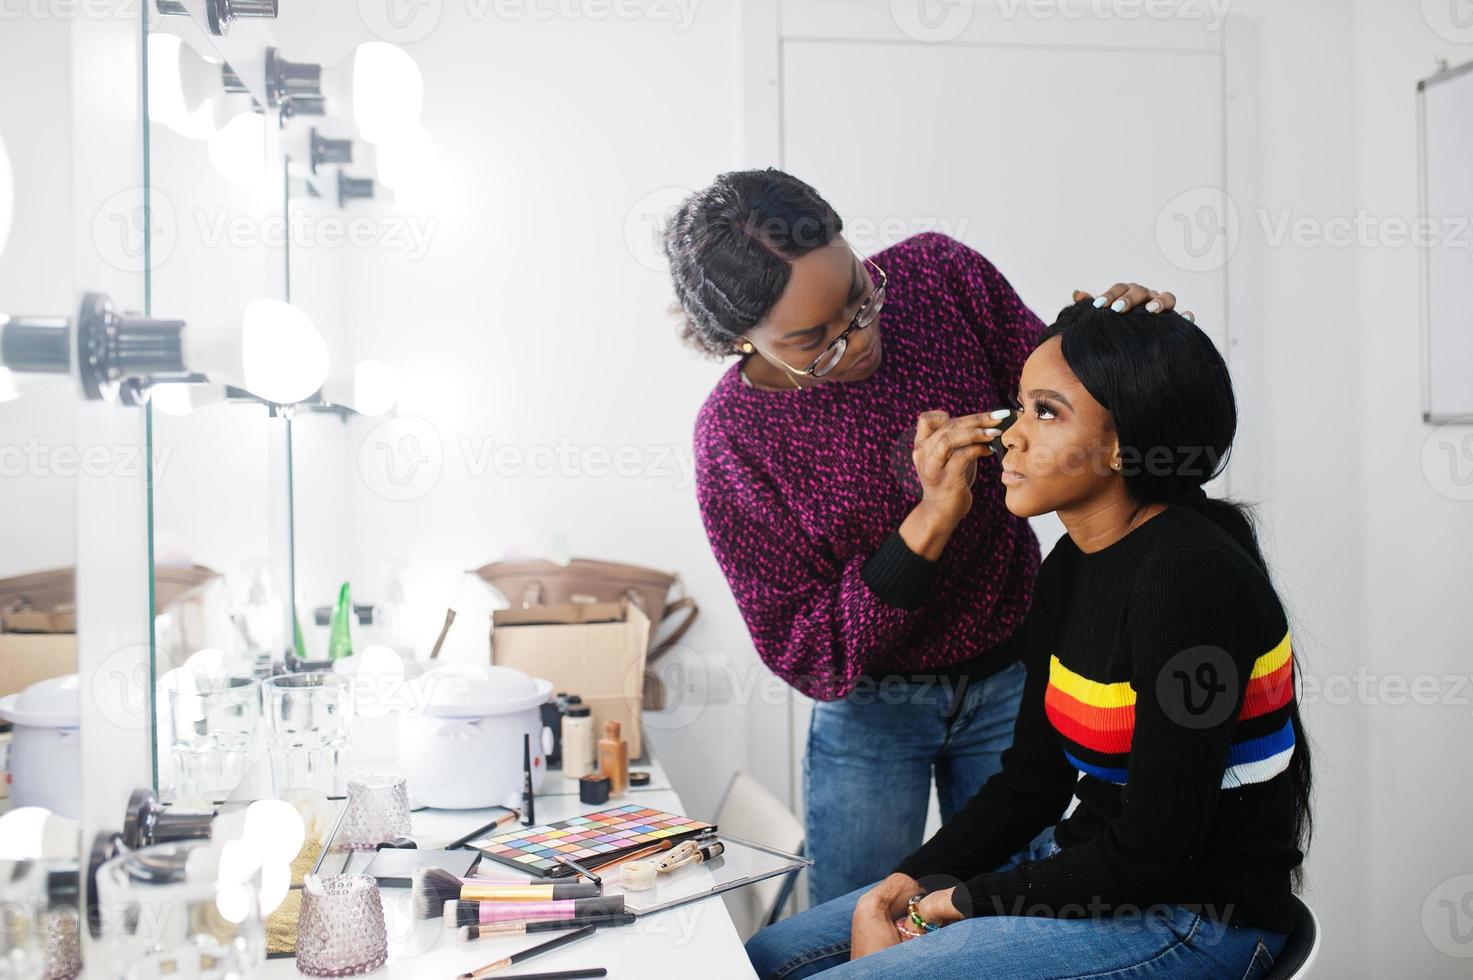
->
xmin=693 ymin=233 xmax=1043 ymax=701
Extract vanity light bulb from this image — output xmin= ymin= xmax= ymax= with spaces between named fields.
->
xmin=350 ymin=42 xmax=424 ymax=144
xmin=214 ymin=839 xmax=263 ymax=925
xmin=243 ymin=799 xmax=306 ymax=866
xmin=322 ymin=359 xmax=400 ymax=416
xmin=0 ymin=807 xmax=51 ymax=860
xmin=184 ymin=299 xmax=329 ymax=405
xmin=375 ymin=123 xmax=435 ymax=191
xmin=0 ymin=123 xmax=12 ymax=258
xmin=208 ymin=111 xmax=268 ymax=188
xmin=148 ymin=33 xmax=235 ymax=139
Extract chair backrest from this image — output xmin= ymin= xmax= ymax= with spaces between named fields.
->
xmin=1262 ymin=895 xmax=1320 ymax=978
xmin=713 ymin=771 xmax=805 ymax=940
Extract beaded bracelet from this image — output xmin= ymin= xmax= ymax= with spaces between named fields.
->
xmin=906 ymin=893 xmax=940 ymax=933
xmin=894 ymin=919 xmax=924 ymax=940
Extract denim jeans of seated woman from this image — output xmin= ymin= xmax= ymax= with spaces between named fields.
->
xmin=747 ymin=829 xmax=1289 ymax=980
xmin=804 ymin=654 xmax=1028 ymax=906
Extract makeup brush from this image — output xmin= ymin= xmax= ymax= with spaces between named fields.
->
xmin=458 ymin=913 xmax=635 ymax=941
xmin=455 ymin=924 xmax=596 ymax=979
xmin=412 ymin=868 xmax=601 ymax=919
xmin=446 ymin=895 xmax=625 ymax=929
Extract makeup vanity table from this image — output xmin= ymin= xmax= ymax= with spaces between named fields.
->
xmin=260 ymin=758 xmax=763 ymax=979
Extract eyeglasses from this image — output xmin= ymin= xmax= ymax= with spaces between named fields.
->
xmin=802 ymin=249 xmax=888 ymax=378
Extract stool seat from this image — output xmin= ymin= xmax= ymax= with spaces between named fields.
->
xmin=1262 ymin=895 xmax=1319 ymax=978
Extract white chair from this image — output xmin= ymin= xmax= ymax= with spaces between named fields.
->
xmin=714 ymin=771 xmax=805 ymax=940
xmin=1262 ymin=896 xmax=1320 ymax=978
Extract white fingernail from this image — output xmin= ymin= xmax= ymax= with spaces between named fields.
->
xmin=990 ymin=408 xmax=1011 ymax=420
xmin=1110 ymin=299 xmax=1127 ymax=313
xmin=1145 ymin=300 xmax=1161 ymax=313
xmin=1092 ymin=296 xmax=1108 ymax=308
xmin=984 ymin=428 xmax=1002 ymax=437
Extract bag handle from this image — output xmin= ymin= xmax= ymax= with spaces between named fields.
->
xmin=650 ymin=596 xmax=699 ymax=661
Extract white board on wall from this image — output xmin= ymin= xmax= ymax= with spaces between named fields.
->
xmin=1420 ymin=62 xmax=1473 ymax=423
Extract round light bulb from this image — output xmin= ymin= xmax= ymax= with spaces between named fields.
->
xmin=351 ymin=42 xmax=424 ymax=144
xmin=323 ymin=359 xmax=400 ymax=416
xmin=0 ymin=122 xmax=12 ymax=258
xmin=0 ymin=807 xmax=51 ymax=860
xmin=214 ymin=839 xmax=262 ymax=925
xmin=151 ymin=382 xmax=196 ymax=416
xmin=239 ymin=299 xmax=330 ymax=404
xmin=375 ymin=123 xmax=436 ymax=191
xmin=148 ymin=33 xmax=232 ymax=140
xmin=208 ymin=111 xmax=267 ymax=188
xmin=243 ymin=799 xmax=306 ymax=866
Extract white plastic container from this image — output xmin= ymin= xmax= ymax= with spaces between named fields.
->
xmin=560 ymin=705 xmax=595 ymax=778
xmin=0 ymin=673 xmax=81 ymax=818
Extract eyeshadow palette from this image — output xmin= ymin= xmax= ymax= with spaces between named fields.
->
xmin=470 ymin=804 xmax=715 ymax=879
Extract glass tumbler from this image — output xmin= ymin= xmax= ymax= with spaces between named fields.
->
xmin=295 ymin=875 xmax=387 ymax=977
xmin=165 ymin=672 xmax=260 ymax=799
xmin=343 ymin=773 xmax=412 ymax=851
xmin=94 ymin=840 xmax=265 ymax=980
xmin=263 ymin=673 xmax=354 ymax=797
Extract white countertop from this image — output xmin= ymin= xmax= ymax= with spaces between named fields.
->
xmin=262 ymin=762 xmax=757 ymax=979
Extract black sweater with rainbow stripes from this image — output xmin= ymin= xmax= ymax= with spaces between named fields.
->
xmin=893 ymin=504 xmax=1305 ymax=934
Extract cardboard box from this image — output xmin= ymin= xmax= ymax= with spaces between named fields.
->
xmin=0 ymin=633 xmax=77 ymax=700
xmin=491 ymin=600 xmax=650 ymax=758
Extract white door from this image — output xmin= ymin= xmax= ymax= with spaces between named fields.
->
xmin=741 ymin=0 xmax=1258 ymax=851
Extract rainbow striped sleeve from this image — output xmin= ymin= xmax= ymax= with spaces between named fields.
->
xmin=1044 ymin=632 xmax=1296 ymax=789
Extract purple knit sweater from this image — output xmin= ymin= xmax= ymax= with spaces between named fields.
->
xmin=693 ymin=232 xmax=1043 ymax=701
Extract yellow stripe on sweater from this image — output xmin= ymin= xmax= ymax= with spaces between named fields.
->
xmin=1048 ymin=656 xmax=1136 ymax=709
xmin=1250 ymin=632 xmax=1292 ymax=680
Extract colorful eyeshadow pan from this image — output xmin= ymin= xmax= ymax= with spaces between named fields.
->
xmin=472 ymin=805 xmax=716 ymax=878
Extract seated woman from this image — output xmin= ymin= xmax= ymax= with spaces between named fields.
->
xmin=746 ymin=298 xmax=1312 ymax=979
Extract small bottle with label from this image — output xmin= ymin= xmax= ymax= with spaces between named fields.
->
xmin=561 ymin=705 xmax=596 ymax=779
xmin=598 ymin=721 xmax=630 ymax=797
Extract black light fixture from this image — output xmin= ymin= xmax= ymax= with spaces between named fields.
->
xmin=338 ymin=171 xmax=375 ymax=208
xmin=0 ymin=314 xmax=71 ymax=375
xmin=155 ymin=0 xmax=280 ymax=37
xmin=265 ymin=48 xmax=322 ymax=109
xmin=311 ymin=128 xmax=353 ymax=173
xmin=75 ymin=293 xmax=188 ymax=403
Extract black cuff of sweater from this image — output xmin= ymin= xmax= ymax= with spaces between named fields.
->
xmin=861 ymin=531 xmax=938 ymax=610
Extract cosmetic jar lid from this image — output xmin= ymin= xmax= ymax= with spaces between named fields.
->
xmin=629 ymin=771 xmax=650 ymax=787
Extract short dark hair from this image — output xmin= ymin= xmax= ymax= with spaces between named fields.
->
xmin=662 ymin=169 xmax=842 ymax=357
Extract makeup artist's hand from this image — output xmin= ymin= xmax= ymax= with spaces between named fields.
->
xmin=850 ymin=873 xmax=921 ymax=959
xmin=899 ymin=411 xmax=1005 ymax=561
xmin=1073 ymin=283 xmax=1195 ymax=323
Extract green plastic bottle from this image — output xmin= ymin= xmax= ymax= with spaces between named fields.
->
xmin=328 ymin=582 xmax=354 ymax=660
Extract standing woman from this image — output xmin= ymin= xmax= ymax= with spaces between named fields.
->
xmin=664 ymin=169 xmax=1182 ymax=904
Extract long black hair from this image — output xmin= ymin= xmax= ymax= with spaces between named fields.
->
xmin=662 ymin=169 xmax=842 ymax=357
xmin=1043 ymin=299 xmax=1313 ymax=881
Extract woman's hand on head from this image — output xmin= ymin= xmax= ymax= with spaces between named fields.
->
xmin=911 ymin=411 xmax=1003 ymax=525
xmin=850 ymin=873 xmax=921 ymax=960
xmin=1073 ymin=283 xmax=1195 ymax=323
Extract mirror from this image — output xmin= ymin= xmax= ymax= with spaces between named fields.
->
xmin=144 ymin=11 xmax=293 ymax=803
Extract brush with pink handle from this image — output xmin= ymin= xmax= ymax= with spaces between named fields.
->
xmin=444 ymin=895 xmax=625 ymax=929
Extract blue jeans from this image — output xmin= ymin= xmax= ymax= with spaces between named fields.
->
xmin=804 ymin=659 xmax=1028 ymax=905
xmin=748 ymin=840 xmax=1289 ymax=980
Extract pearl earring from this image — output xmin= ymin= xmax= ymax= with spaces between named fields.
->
xmin=739 ymin=341 xmax=754 ymax=354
